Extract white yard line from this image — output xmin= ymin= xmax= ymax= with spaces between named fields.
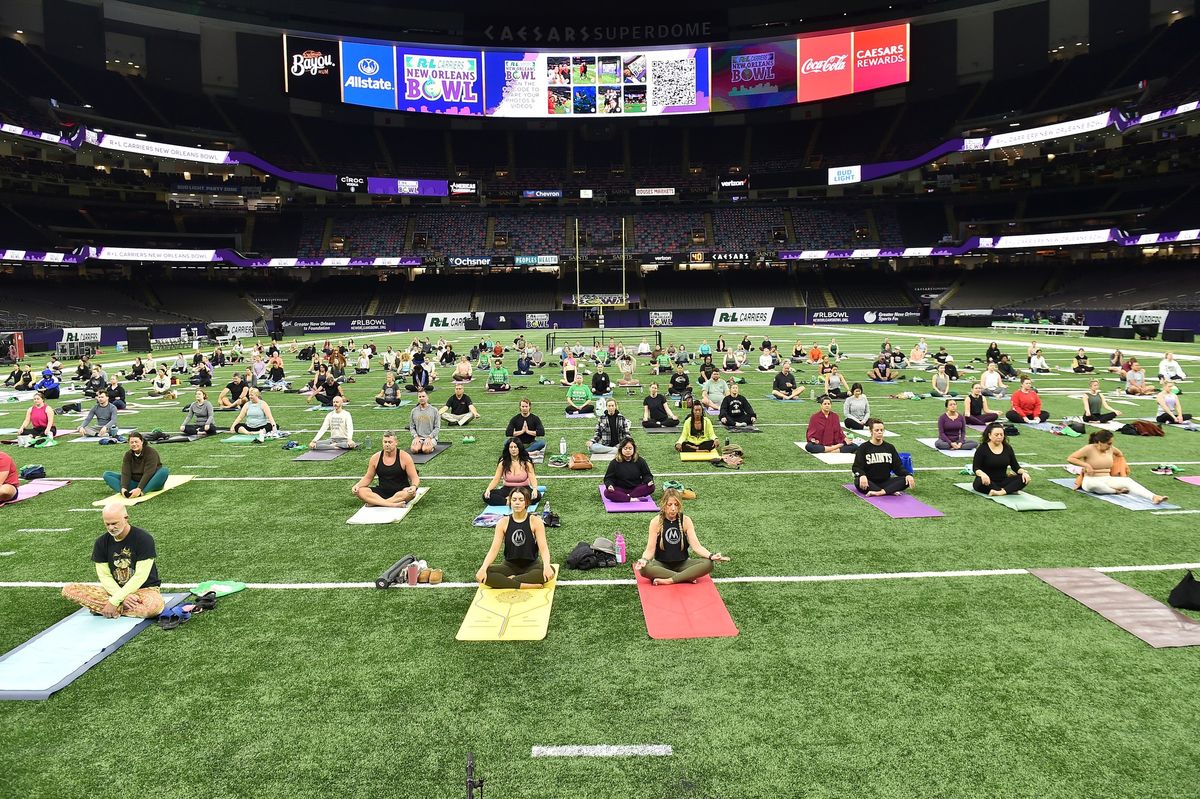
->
xmin=2 ymin=562 xmax=1196 ymax=591
xmin=531 ymin=745 xmax=672 ymax=758
xmin=15 ymin=528 xmax=73 ymax=532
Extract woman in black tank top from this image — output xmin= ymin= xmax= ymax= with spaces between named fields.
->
xmin=636 ymin=489 xmax=729 ymax=585
xmin=477 ymin=487 xmax=554 ymax=589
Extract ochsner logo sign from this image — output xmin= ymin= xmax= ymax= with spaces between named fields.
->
xmin=713 ymin=307 xmax=773 ymax=327
xmin=423 ymin=312 xmax=476 ymax=331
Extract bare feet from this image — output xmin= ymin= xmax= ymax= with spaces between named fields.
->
xmin=1115 ymin=487 xmax=1130 ymax=494
xmin=866 ymin=490 xmax=886 ymax=497
xmin=1153 ymin=495 xmax=1167 ymax=504
xmin=652 ymin=577 xmax=675 ymax=586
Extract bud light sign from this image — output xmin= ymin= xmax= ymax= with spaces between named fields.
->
xmin=399 ymin=47 xmax=484 ymax=115
xmin=340 ymin=41 xmax=398 ymax=109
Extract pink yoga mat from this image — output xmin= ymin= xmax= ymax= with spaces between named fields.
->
xmin=1177 ymin=476 xmax=1200 ymax=487
xmin=2 ymin=479 xmax=70 ymax=506
xmin=598 ymin=484 xmax=658 ymax=512
xmin=635 ymin=570 xmax=738 ymax=640
xmin=840 ymin=484 xmax=944 ymax=518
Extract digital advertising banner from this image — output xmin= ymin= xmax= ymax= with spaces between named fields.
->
xmin=283 ymin=35 xmax=341 ymax=103
xmin=711 ymin=39 xmax=797 ymax=112
xmin=483 ymin=48 xmax=710 ymax=117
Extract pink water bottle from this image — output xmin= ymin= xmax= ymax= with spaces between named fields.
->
xmin=615 ymin=533 xmax=626 ymax=564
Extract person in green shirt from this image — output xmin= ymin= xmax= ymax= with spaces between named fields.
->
xmin=654 ymin=349 xmax=672 ymax=375
xmin=486 ymin=358 xmax=511 ymax=392
xmin=565 ymin=373 xmax=595 ymax=415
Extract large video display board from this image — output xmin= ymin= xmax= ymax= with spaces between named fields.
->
xmin=283 ymin=23 xmax=909 ymax=117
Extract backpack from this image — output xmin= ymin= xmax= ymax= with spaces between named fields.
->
xmin=569 ymin=453 xmax=593 ymax=470
xmin=19 ymin=464 xmax=46 ymax=480
xmin=564 ymin=541 xmax=616 ymax=570
xmin=1168 ymin=570 xmax=1200 ymax=610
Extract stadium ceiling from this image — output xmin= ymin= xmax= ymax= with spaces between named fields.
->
xmin=117 ymin=0 xmax=998 ymax=42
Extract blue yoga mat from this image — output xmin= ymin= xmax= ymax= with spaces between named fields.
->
xmin=0 ymin=593 xmax=186 ymax=700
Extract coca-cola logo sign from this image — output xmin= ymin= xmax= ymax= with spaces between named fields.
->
xmin=292 ymin=50 xmax=335 ymax=76
xmin=800 ymin=53 xmax=847 ymax=75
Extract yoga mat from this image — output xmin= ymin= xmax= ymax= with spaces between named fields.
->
xmin=221 ymin=434 xmax=261 ymax=443
xmin=292 ymin=447 xmax=350 ymax=462
xmin=0 ymin=593 xmax=187 ymax=700
xmin=635 ymin=571 xmax=738 ymax=640
xmin=1084 ymin=420 xmax=1124 ymax=431
xmin=705 ymin=408 xmax=720 ymax=416
xmin=599 ymin=484 xmax=658 ymax=512
xmin=1030 ymin=568 xmax=1200 ymax=648
xmin=844 ymin=425 xmax=898 ymax=437
xmin=0 ymin=428 xmax=18 ymax=435
xmin=1047 ymin=478 xmax=1178 ymax=510
xmin=346 ymin=486 xmax=429 ymax=524
xmin=767 ymin=396 xmax=804 ymax=402
xmin=564 ymin=412 xmax=595 ymax=419
xmin=409 ymin=443 xmax=450 ymax=464
xmin=840 ymin=484 xmax=943 ymax=518
xmin=474 ymin=488 xmax=547 ymax=525
xmin=69 ymin=432 xmax=138 ymax=443
xmin=725 ymin=425 xmax=761 ymax=433
xmin=679 ymin=450 xmax=719 ymax=462
xmin=91 ymin=475 xmax=195 ymax=507
xmin=642 ymin=425 xmax=678 ymax=434
xmin=1177 ymin=476 xmax=1200 ymax=487
xmin=916 ymin=438 xmax=976 ymax=458
xmin=456 ymin=564 xmax=559 ymax=641
xmin=1 ymin=479 xmax=70 ymax=507
xmin=953 ymin=482 xmax=1065 ymax=511
xmin=794 ymin=443 xmax=858 ymax=465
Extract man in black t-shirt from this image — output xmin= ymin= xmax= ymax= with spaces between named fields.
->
xmin=219 ymin=373 xmax=249 ymax=409
xmin=439 ymin=382 xmax=480 ymax=426
xmin=61 ymin=504 xmax=164 ymax=618
xmin=771 ymin=362 xmax=803 ymax=400
xmin=642 ymin=383 xmax=680 ymax=428
xmin=591 ymin=366 xmax=612 ymax=398
xmin=851 ymin=419 xmax=914 ymax=496
xmin=505 ymin=398 xmax=546 ymax=452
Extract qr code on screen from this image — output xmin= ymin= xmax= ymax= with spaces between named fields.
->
xmin=649 ymin=58 xmax=696 ymax=108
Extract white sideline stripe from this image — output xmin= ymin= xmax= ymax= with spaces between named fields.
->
xmin=1151 ymin=509 xmax=1200 ymax=515
xmin=3 ymin=563 xmax=1197 ymax=591
xmin=0 ymin=552 xmax=14 ymax=557
xmin=16 ymin=528 xmax=73 ymax=532
xmin=67 ymin=508 xmax=101 ymax=512
xmin=532 ymin=745 xmax=672 ymax=758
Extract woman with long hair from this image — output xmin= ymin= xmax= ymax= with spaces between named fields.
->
xmin=635 ymin=489 xmax=729 ymax=585
xmin=1067 ymin=430 xmax=1167 ymax=504
xmin=482 ymin=438 xmax=539 ymax=505
xmin=476 ymin=487 xmax=554 ymax=589
xmin=971 ymin=422 xmax=1029 ymax=496
xmin=603 ymin=437 xmax=654 ymax=502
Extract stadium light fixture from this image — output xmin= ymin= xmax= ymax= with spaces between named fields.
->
xmin=16 ymin=30 xmax=23 ymax=34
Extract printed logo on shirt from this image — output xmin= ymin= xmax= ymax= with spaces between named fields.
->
xmin=664 ymin=526 xmax=681 ymax=545
xmin=510 ymin=528 xmax=527 ymax=547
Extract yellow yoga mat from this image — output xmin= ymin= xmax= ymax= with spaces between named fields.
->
xmin=456 ymin=564 xmax=559 ymax=642
xmin=91 ymin=475 xmax=195 ymax=507
xmin=679 ymin=450 xmax=719 ymax=462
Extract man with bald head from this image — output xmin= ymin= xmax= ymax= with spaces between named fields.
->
xmin=61 ymin=504 xmax=164 ymax=618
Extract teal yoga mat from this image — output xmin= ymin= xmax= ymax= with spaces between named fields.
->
xmin=954 ymin=482 xmax=1066 ymax=511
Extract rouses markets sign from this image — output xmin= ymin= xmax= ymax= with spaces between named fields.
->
xmin=423 ymin=312 xmax=477 ymax=331
xmin=713 ymin=307 xmax=773 ymax=326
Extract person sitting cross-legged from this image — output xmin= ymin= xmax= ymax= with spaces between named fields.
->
xmin=408 ymin=390 xmax=440 ymax=454
xmin=1006 ymin=378 xmax=1050 ymax=424
xmin=565 ymin=373 xmax=596 ymax=415
xmin=61 ymin=504 xmax=165 ymax=618
xmin=17 ymin=392 xmax=57 ymax=440
xmin=589 ymin=398 xmax=631 ymax=454
xmin=505 ymin=398 xmax=546 ymax=452
xmin=718 ymin=383 xmax=757 ymax=429
xmin=230 ymin=388 xmax=278 ymax=439
xmin=476 ymin=486 xmax=555 ymax=589
xmin=33 ymin=369 xmax=60 ymax=400
xmin=603 ymin=437 xmax=655 ymax=503
xmin=936 ymin=399 xmax=978 ymax=451
xmin=591 ymin=364 xmax=613 ymax=398
xmin=486 ymin=357 xmax=511 ymax=392
xmin=1124 ymin=360 xmax=1156 ymax=396
xmin=102 ymin=432 xmax=169 ymax=498
xmin=701 ymin=373 xmax=728 ymax=410
xmin=868 ymin=354 xmax=895 ymax=382
xmin=352 ymin=431 xmax=420 ymax=508
xmin=483 ymin=438 xmax=539 ymax=506
xmin=1072 ymin=348 xmax=1094 ymax=374
xmin=1081 ymin=378 xmax=1120 ymax=423
xmin=635 ymin=489 xmax=729 ymax=585
xmin=965 ymin=383 xmax=1000 ymax=426
xmin=971 ymin=423 xmax=1029 ymax=496
xmin=667 ymin=363 xmax=691 ymax=398
xmin=440 ymin=382 xmax=481 ymax=426
xmin=375 ymin=372 xmax=403 ymax=407
xmin=1158 ymin=352 xmax=1186 ymax=382
xmin=1155 ymin=382 xmax=1192 ymax=426
xmin=805 ymin=397 xmax=858 ymax=454
xmin=76 ymin=392 xmax=120 ymax=439
xmin=851 ymin=419 xmax=915 ymax=496
xmin=641 ymin=382 xmax=680 ymax=428
xmin=219 ymin=372 xmax=249 ymax=409
xmin=310 ymin=395 xmax=358 ymax=450
xmin=842 ymin=383 xmax=870 ymax=430
xmin=823 ymin=364 xmax=849 ymax=400
xmin=180 ymin=389 xmax=217 ymax=437
xmin=772 ymin=361 xmax=802 ymax=400
xmin=675 ymin=402 xmax=718 ymax=453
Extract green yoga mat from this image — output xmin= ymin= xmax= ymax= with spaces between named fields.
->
xmin=193 ymin=580 xmax=246 ymax=597
xmin=221 ymin=434 xmax=262 ymax=443
xmin=954 ymin=482 xmax=1066 ymax=511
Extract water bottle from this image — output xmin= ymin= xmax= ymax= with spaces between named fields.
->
xmin=363 ymin=435 xmax=373 ymax=451
xmin=559 ymin=436 xmax=567 ymax=455
xmin=615 ymin=533 xmax=626 ymax=564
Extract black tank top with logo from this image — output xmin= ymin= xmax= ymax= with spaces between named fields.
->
xmin=504 ymin=513 xmax=537 ymax=565
xmin=968 ymin=394 xmax=984 ymax=416
xmin=655 ymin=515 xmax=688 ymax=564
xmin=375 ymin=450 xmax=410 ymax=499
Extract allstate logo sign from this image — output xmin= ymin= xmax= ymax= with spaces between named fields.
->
xmin=358 ymin=58 xmax=380 ymax=76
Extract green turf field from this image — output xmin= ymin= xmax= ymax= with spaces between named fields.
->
xmin=2 ymin=323 xmax=1199 ymax=798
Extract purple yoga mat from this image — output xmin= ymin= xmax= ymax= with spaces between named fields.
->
xmin=1177 ymin=476 xmax=1200 ymax=487
xmin=2 ymin=479 xmax=70 ymax=506
xmin=840 ymin=484 xmax=944 ymax=518
xmin=598 ymin=484 xmax=659 ymax=512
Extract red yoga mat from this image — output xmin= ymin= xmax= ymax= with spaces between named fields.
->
xmin=635 ymin=569 xmax=738 ymax=640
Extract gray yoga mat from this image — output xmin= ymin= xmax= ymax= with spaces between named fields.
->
xmin=292 ymin=447 xmax=350 ymax=462
xmin=408 ymin=442 xmax=451 ymax=464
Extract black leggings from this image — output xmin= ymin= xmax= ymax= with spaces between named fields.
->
xmin=1158 ymin=412 xmax=1193 ymax=424
xmin=679 ymin=440 xmax=715 ymax=452
xmin=1083 ymin=412 xmax=1116 ymax=423
xmin=856 ymin=476 xmax=908 ymax=495
xmin=485 ymin=558 xmax=546 ymax=589
xmin=24 ymin=425 xmax=56 ymax=437
xmin=974 ymin=474 xmax=1026 ymax=494
xmin=235 ymin=422 xmax=275 ymax=434
xmin=376 ymin=397 xmax=402 ymax=406
xmin=642 ymin=418 xmax=679 ymax=428
xmin=183 ymin=423 xmax=218 ymax=436
xmin=844 ymin=418 xmax=866 ymax=430
xmin=566 ymin=404 xmax=594 ymax=415
xmin=805 ymin=442 xmax=857 ymax=453
xmin=1005 ymin=410 xmax=1049 ymax=423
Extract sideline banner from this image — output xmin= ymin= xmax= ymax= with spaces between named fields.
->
xmin=209 ymin=321 xmax=255 ymax=339
xmin=61 ymin=327 xmax=102 ymax=344
xmin=649 ymin=311 xmax=674 ymax=327
xmin=713 ymin=307 xmax=773 ymax=326
xmin=810 ymin=309 xmax=920 ymax=325
xmin=423 ymin=312 xmax=478 ymax=331
xmin=1119 ymin=309 xmax=1169 ymax=333
xmin=525 ymin=313 xmax=550 ymax=329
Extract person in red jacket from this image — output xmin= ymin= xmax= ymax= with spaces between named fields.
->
xmin=804 ymin=397 xmax=859 ymax=453
xmin=1005 ymin=378 xmax=1050 ymax=424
